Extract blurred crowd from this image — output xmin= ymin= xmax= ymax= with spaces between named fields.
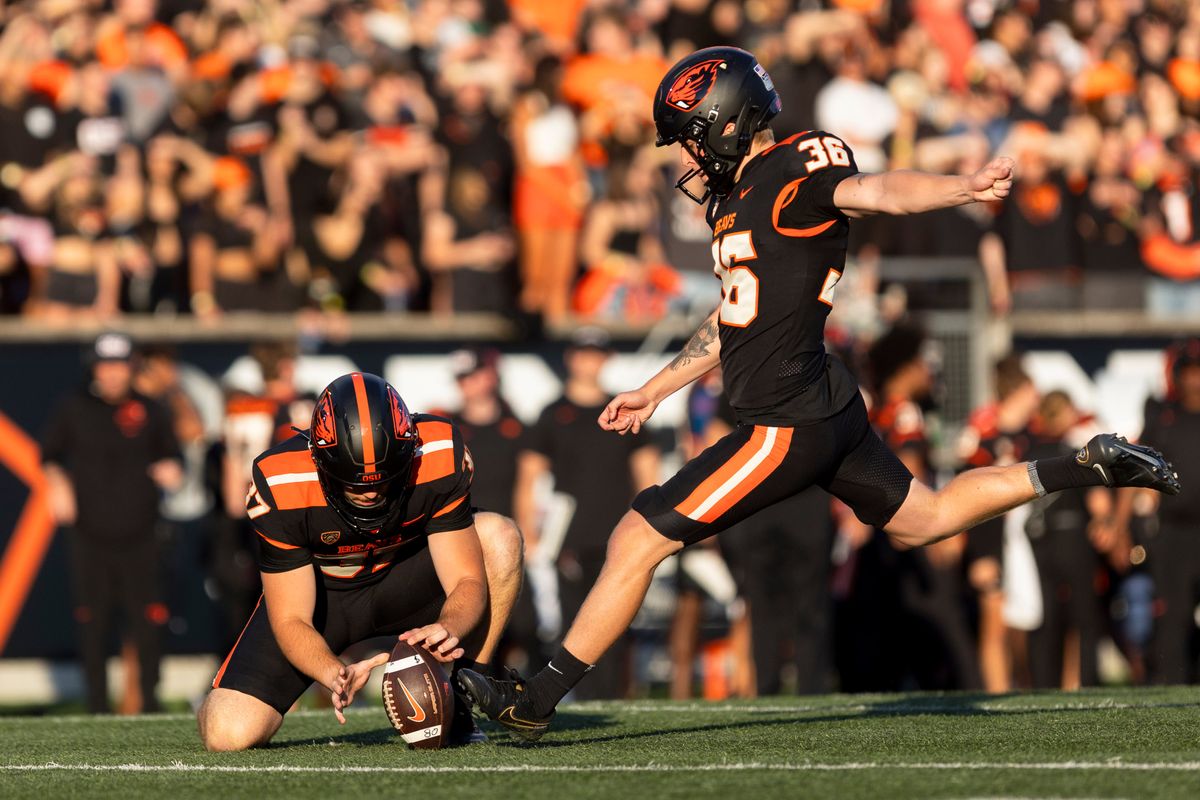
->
xmin=40 ymin=330 xmax=1200 ymax=712
xmin=3 ymin=0 xmax=1200 ymax=326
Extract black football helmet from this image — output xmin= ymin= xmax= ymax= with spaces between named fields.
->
xmin=653 ymin=46 xmax=781 ymax=204
xmin=307 ymin=372 xmax=418 ymax=534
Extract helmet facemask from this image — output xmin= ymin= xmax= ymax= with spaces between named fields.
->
xmin=317 ymin=463 xmax=412 ymax=535
xmin=307 ymin=374 xmax=420 ymax=536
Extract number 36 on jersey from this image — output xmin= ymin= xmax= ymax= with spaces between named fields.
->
xmin=712 ymin=231 xmax=842 ymax=327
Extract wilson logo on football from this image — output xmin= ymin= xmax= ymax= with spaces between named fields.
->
xmin=313 ymin=391 xmax=337 ymax=448
xmin=666 ymin=59 xmax=723 ymax=111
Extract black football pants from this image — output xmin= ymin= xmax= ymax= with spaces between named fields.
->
xmin=1147 ymin=521 xmax=1200 ymax=684
xmin=69 ymin=530 xmax=166 ymax=713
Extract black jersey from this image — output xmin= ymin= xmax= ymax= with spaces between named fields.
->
xmin=248 ymin=414 xmax=474 ymax=589
xmin=708 ymin=130 xmax=860 ymax=425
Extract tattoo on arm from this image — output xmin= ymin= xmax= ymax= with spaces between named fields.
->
xmin=669 ymin=316 xmax=718 ymax=372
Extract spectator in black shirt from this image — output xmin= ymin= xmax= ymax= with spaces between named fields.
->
xmin=1024 ymin=391 xmax=1109 ymax=689
xmin=515 ymin=328 xmax=659 ymax=699
xmin=1139 ymin=339 xmax=1200 ymax=684
xmin=41 ymin=333 xmax=182 ymax=713
xmin=980 ymin=140 xmax=1082 ymax=311
xmin=447 ymin=347 xmax=541 ymax=670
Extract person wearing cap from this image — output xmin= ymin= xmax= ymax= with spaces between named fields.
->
xmin=515 ymin=328 xmax=660 ymax=699
xmin=447 ymin=348 xmax=541 ymax=670
xmin=859 ymin=326 xmax=979 ymax=691
xmin=1138 ymin=340 xmax=1200 ymax=683
xmin=41 ymin=333 xmax=183 ymax=713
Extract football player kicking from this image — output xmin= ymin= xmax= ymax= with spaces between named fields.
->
xmin=197 ymin=372 xmax=523 ymax=750
xmin=458 ymin=46 xmax=1181 ymax=740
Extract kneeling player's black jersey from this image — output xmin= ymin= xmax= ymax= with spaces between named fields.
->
xmin=708 ymin=130 xmax=860 ymax=425
xmin=247 ymin=414 xmax=474 ymax=588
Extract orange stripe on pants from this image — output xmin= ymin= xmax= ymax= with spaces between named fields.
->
xmin=675 ymin=427 xmax=771 ymax=519
xmin=694 ymin=428 xmax=792 ymax=522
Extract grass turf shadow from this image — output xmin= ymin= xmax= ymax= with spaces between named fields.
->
xmin=269 ymin=711 xmax=618 ymax=749
xmin=501 ymin=692 xmax=1200 ymax=748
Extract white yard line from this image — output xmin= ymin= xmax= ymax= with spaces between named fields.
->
xmin=1 ymin=761 xmax=1199 ymax=774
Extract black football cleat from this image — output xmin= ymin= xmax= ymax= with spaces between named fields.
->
xmin=456 ymin=668 xmax=554 ymax=742
xmin=447 ymin=689 xmax=488 ymax=746
xmin=1076 ymin=434 xmax=1181 ymax=495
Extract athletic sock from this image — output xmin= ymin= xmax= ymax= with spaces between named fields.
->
xmin=523 ymin=646 xmax=592 ymax=718
xmin=1028 ymin=456 xmax=1106 ymax=496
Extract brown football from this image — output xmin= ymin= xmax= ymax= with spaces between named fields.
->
xmin=381 ymin=639 xmax=453 ymax=749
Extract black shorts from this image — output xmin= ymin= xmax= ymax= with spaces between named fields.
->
xmin=634 ymin=393 xmax=912 ymax=546
xmin=211 ymin=541 xmax=445 ymax=714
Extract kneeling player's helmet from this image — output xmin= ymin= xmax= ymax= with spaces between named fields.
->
xmin=308 ymin=372 xmax=418 ymax=533
xmin=653 ymin=46 xmax=781 ymax=203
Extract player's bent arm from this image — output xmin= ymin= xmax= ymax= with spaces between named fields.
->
xmin=601 ymin=310 xmax=720 ymax=435
xmin=833 ymin=156 xmax=1015 ymax=218
xmin=261 ymin=566 xmax=345 ymax=690
xmin=644 ymin=309 xmax=722 ymax=402
xmin=426 ymin=524 xmax=488 ymax=646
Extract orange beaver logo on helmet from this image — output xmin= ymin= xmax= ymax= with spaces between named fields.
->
xmin=388 ymin=387 xmax=411 ymax=439
xmin=313 ymin=390 xmax=337 ymax=448
xmin=666 ymin=59 xmax=723 ymax=111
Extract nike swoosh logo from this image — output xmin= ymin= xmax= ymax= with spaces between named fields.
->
xmin=739 ymin=186 xmax=754 ymax=200
xmin=498 ymin=706 xmax=546 ymax=729
xmin=1091 ymin=463 xmax=1111 ymax=485
xmin=400 ymin=681 xmax=427 ymax=723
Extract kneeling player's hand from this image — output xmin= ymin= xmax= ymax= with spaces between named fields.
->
xmin=330 ymin=654 xmax=388 ymax=724
xmin=400 ymin=623 xmax=463 ymax=663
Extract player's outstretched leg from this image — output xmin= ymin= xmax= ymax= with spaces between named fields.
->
xmin=459 ymin=509 xmax=680 ymax=742
xmin=887 ymin=433 xmax=1179 ymax=547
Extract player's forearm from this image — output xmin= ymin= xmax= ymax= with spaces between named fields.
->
xmin=436 ymin=577 xmax=487 ymax=641
xmin=272 ymin=617 xmax=345 ymax=689
xmin=644 ymin=310 xmax=721 ymax=402
xmin=839 ymin=170 xmax=974 ymax=217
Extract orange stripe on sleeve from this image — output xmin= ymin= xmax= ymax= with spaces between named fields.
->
xmin=256 ymin=530 xmax=301 ymax=550
xmin=258 ymin=449 xmax=316 ymax=479
xmin=414 ymin=421 xmax=457 ymax=484
xmin=269 ymin=479 xmax=326 ymax=510
xmin=433 ymin=494 xmax=467 ymax=518
xmin=675 ymin=427 xmax=768 ymax=518
xmin=351 ymin=373 xmax=376 ymax=472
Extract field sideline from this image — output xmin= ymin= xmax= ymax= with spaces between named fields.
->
xmin=1 ymin=687 xmax=1198 ymax=798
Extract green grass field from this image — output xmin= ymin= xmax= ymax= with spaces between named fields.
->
xmin=1 ymin=687 xmax=1198 ymax=799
